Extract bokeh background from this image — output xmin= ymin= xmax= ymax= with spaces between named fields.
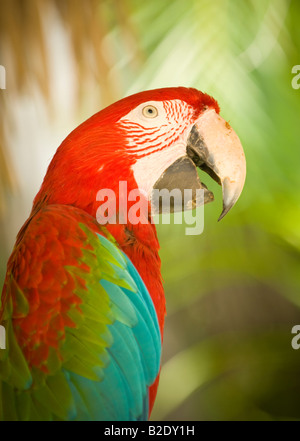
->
xmin=1 ymin=0 xmax=300 ymax=420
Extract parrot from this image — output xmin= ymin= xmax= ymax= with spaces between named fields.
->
xmin=0 ymin=87 xmax=246 ymax=421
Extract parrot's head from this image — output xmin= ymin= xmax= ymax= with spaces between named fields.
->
xmin=35 ymin=87 xmax=246 ymax=222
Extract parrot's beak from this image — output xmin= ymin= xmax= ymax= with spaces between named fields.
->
xmin=187 ymin=108 xmax=246 ymax=220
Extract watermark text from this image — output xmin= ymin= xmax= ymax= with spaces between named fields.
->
xmin=0 ymin=325 xmax=6 ymax=349
xmin=291 ymin=65 xmax=300 ymax=90
xmin=96 ymin=181 xmax=205 ymax=235
xmin=0 ymin=65 xmax=6 ymax=89
xmin=291 ymin=325 xmax=300 ymax=350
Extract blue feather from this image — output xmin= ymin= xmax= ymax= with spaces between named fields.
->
xmin=64 ymin=234 xmax=161 ymax=420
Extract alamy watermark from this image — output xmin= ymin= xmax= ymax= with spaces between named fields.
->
xmin=0 ymin=65 xmax=6 ymax=89
xmin=0 ymin=325 xmax=5 ymax=349
xmin=96 ymin=181 xmax=205 ymax=235
xmin=291 ymin=65 xmax=300 ymax=90
xmin=291 ymin=325 xmax=300 ymax=350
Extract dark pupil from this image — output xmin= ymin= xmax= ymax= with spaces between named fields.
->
xmin=147 ymin=108 xmax=153 ymax=114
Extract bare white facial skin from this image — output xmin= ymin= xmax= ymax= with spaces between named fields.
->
xmin=119 ymin=100 xmax=195 ymax=197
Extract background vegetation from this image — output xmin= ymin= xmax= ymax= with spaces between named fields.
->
xmin=1 ymin=0 xmax=300 ymax=420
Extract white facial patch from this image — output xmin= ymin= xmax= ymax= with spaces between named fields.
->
xmin=118 ymin=99 xmax=195 ymax=197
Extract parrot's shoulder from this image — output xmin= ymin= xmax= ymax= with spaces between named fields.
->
xmin=0 ymin=204 xmax=161 ymax=420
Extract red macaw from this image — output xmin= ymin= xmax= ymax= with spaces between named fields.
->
xmin=0 ymin=87 xmax=246 ymax=420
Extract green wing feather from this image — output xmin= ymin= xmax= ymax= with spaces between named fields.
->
xmin=0 ymin=204 xmax=161 ymax=420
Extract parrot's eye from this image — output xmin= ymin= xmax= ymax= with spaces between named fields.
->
xmin=142 ymin=105 xmax=158 ymax=118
